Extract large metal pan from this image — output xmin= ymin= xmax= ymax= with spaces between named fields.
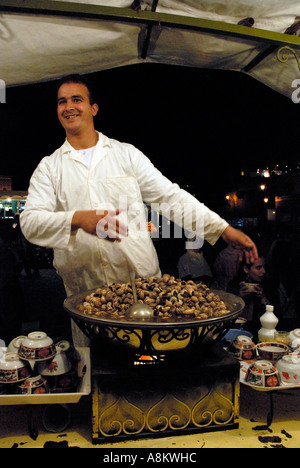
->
xmin=64 ymin=288 xmax=245 ymax=354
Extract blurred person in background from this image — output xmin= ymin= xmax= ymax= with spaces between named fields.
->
xmin=227 ymin=252 xmax=278 ymax=340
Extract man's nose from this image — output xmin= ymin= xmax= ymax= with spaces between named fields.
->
xmin=65 ymin=100 xmax=75 ymax=110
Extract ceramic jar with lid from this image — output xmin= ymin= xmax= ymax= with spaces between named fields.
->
xmin=276 ymin=355 xmax=300 ymax=384
xmin=289 ymin=329 xmax=300 ymax=349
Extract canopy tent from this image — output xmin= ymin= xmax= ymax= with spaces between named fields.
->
xmin=0 ymin=0 xmax=300 ymax=99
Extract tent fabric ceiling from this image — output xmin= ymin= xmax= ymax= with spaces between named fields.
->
xmin=1 ymin=0 xmax=300 ymax=98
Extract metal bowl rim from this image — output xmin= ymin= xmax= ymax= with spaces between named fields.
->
xmin=63 ymin=288 xmax=245 ymax=330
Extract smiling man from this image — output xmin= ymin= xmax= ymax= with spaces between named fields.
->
xmin=20 ymin=73 xmax=257 ymax=345
xmin=57 ymin=81 xmax=99 ymax=146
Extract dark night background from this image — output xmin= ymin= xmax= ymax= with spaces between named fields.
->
xmin=0 ymin=62 xmax=299 ymax=213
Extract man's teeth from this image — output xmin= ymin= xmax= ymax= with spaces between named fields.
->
xmin=65 ymin=115 xmax=78 ymax=119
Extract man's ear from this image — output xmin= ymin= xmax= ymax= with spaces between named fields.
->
xmin=92 ymin=103 xmax=99 ymax=116
xmin=243 ymin=265 xmax=249 ymax=275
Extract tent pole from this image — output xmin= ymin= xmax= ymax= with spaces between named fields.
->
xmin=1 ymin=0 xmax=300 ymax=50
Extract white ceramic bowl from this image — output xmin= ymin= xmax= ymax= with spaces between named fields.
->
xmin=256 ymin=342 xmax=289 ymax=362
xmin=0 ymin=352 xmax=31 ymax=383
xmin=18 ymin=332 xmax=56 ymax=361
xmin=246 ymin=360 xmax=281 ymax=388
xmin=276 ymin=354 xmax=300 ymax=384
xmin=7 ymin=336 xmax=26 ymax=353
xmin=36 ymin=346 xmax=72 ymax=376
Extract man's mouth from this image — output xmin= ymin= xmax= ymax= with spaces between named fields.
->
xmin=64 ymin=114 xmax=79 ymax=120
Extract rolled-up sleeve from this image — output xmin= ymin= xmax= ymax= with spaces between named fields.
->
xmin=20 ymin=158 xmax=76 ymax=250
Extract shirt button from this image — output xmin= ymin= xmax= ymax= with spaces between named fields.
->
xmin=93 ymin=202 xmax=97 ymax=207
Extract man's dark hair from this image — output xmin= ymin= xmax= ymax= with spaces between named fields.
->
xmin=56 ymin=73 xmax=97 ymax=105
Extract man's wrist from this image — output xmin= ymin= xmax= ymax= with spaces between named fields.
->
xmin=71 ymin=211 xmax=82 ymax=232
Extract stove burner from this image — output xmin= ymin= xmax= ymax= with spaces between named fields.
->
xmin=133 ymin=354 xmax=166 ymax=366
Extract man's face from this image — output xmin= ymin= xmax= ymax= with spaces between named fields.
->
xmin=57 ymin=82 xmax=98 ymax=136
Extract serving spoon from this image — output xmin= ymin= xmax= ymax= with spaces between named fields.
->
xmin=126 ymin=271 xmax=154 ymax=320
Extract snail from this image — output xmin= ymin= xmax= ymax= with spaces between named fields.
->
xmin=78 ymin=277 xmax=229 ymax=321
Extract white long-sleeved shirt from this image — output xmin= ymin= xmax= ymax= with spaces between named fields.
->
xmin=20 ymin=132 xmax=228 ymax=296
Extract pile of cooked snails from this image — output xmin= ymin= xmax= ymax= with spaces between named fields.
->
xmin=77 ymin=274 xmax=230 ymax=321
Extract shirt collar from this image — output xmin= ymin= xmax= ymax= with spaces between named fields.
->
xmin=61 ymin=131 xmax=111 ymax=156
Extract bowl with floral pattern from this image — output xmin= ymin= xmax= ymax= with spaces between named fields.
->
xmin=246 ymin=360 xmax=281 ymax=388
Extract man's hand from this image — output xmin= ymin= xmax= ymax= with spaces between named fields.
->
xmin=221 ymin=225 xmax=258 ymax=264
xmin=71 ymin=209 xmax=128 ymax=242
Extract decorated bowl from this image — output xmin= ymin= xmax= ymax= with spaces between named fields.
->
xmin=36 ymin=346 xmax=72 ymax=377
xmin=18 ymin=374 xmax=48 ymax=394
xmin=246 ymin=360 xmax=281 ymax=388
xmin=256 ymin=342 xmax=289 ymax=362
xmin=0 ymin=352 xmax=31 ymax=384
xmin=228 ymin=335 xmax=256 ymax=360
xmin=18 ymin=332 xmax=56 ymax=361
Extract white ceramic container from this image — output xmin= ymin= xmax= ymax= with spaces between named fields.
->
xmin=258 ymin=305 xmax=278 ymax=342
xmin=276 ymin=355 xmax=300 ymax=384
xmin=289 ymin=329 xmax=300 ymax=349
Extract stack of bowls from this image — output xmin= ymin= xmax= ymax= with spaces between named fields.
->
xmin=245 ymin=341 xmax=290 ymax=388
xmin=1 ymin=332 xmax=80 ymax=395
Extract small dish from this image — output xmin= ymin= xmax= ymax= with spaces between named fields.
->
xmin=18 ymin=331 xmax=56 ymax=361
xmin=0 ymin=352 xmax=31 ymax=384
xmin=246 ymin=360 xmax=281 ymax=388
xmin=256 ymin=342 xmax=289 ymax=362
xmin=276 ymin=354 xmax=300 ymax=384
